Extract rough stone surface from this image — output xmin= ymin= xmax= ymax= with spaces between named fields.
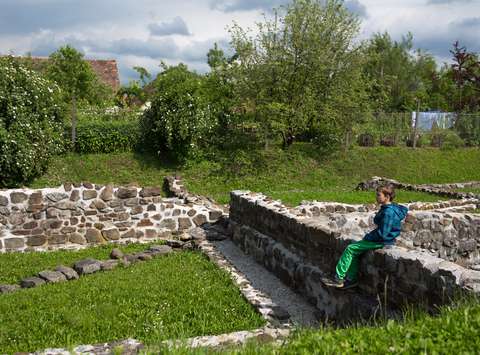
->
xmin=11 ymin=192 xmax=28 ymax=204
xmin=102 ymin=228 xmax=120 ymax=241
xmin=38 ymin=270 xmax=67 ymax=283
xmin=110 ymin=248 xmax=124 ymax=260
xmin=149 ymin=245 xmax=173 ymax=256
xmin=20 ymin=276 xmax=46 ymax=288
xmin=0 ymin=284 xmax=20 ymax=294
xmin=74 ymin=259 xmax=102 ymax=275
xmin=55 ymin=265 xmax=79 ymax=280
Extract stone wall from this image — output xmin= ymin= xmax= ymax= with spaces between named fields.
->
xmin=229 ymin=191 xmax=480 ymax=321
xmin=296 ymin=201 xmax=480 ymax=265
xmin=0 ymin=182 xmax=223 ymax=253
xmin=357 ymin=176 xmax=480 ymax=200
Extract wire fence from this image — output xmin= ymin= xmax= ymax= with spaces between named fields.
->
xmin=354 ymin=112 xmax=480 ymax=148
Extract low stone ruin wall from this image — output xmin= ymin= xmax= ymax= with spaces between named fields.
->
xmin=296 ymin=200 xmax=480 ymax=265
xmin=357 ymin=176 xmax=480 ymax=200
xmin=228 ymin=191 xmax=480 ymax=321
xmin=0 ymin=182 xmax=223 ymax=253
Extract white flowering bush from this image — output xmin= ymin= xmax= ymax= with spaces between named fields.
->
xmin=139 ymin=64 xmax=218 ymax=161
xmin=0 ymin=57 xmax=65 ymax=187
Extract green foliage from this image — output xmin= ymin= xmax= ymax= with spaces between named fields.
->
xmin=0 ymin=252 xmax=265 ymax=353
xmin=73 ymin=120 xmax=140 ymax=153
xmin=0 ymin=56 xmax=65 ymax=187
xmin=47 ymin=45 xmax=111 ymax=146
xmin=139 ymin=63 xmax=218 ymax=161
xmin=228 ymin=0 xmax=368 ymax=150
xmin=454 ymin=113 xmax=480 ymax=146
xmin=31 ymin=145 xmax=480 ymax=206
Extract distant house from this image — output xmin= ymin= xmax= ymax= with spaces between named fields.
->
xmin=3 ymin=56 xmax=121 ymax=92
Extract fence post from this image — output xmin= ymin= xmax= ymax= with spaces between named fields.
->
xmin=412 ymin=100 xmax=420 ymax=149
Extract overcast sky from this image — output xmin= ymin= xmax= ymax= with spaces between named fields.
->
xmin=1 ymin=0 xmax=479 ymax=84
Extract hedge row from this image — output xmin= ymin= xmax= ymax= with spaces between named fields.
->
xmin=71 ymin=120 xmax=140 ymax=154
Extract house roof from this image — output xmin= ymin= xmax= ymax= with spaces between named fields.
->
xmin=5 ymin=56 xmax=121 ymax=91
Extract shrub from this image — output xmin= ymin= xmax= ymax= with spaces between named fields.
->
xmin=0 ymin=57 xmax=65 ymax=187
xmin=139 ymin=64 xmax=218 ymax=161
xmin=357 ymin=133 xmax=375 ymax=147
xmin=441 ymin=130 xmax=465 ymax=150
xmin=73 ymin=120 xmax=139 ymax=153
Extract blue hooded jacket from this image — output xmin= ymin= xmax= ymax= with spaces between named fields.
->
xmin=363 ymin=203 xmax=409 ymax=245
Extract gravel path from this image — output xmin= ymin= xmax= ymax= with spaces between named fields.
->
xmin=211 ymin=239 xmax=319 ymax=327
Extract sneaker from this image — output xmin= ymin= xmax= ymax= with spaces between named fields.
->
xmin=340 ymin=279 xmax=358 ymax=290
xmin=321 ymin=275 xmax=344 ymax=288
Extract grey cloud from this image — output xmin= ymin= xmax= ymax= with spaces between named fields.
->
xmin=210 ymin=0 xmax=367 ymax=17
xmin=209 ymin=0 xmax=286 ymax=12
xmin=345 ymin=0 xmax=368 ymax=18
xmin=0 ymin=0 xmax=150 ymax=34
xmin=148 ymin=16 xmax=192 ymax=36
xmin=413 ymin=17 xmax=479 ymax=60
xmin=427 ymin=0 xmax=473 ymax=4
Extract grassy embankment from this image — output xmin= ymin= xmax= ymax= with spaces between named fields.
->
xmin=31 ymin=145 xmax=480 ymax=206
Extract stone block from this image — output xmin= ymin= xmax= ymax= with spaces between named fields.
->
xmin=147 ymin=204 xmax=156 ymax=212
xmin=121 ymin=229 xmax=136 ymax=239
xmin=149 ymin=245 xmax=173 ymax=256
xmin=55 ymin=265 xmax=79 ymax=280
xmin=83 ymin=189 xmax=98 ymax=200
xmin=85 ymin=228 xmax=105 ymax=244
xmin=209 ymin=210 xmax=223 ymax=221
xmin=137 ymin=218 xmax=153 ymax=227
xmin=110 ymin=248 xmax=124 ymax=259
xmin=0 ymin=196 xmax=9 ymax=206
xmin=69 ymin=233 xmax=87 ymax=245
xmin=38 ymin=270 xmax=67 ymax=283
xmin=46 ymin=192 xmax=69 ymax=202
xmin=178 ymin=217 xmax=192 ymax=231
xmin=5 ymin=238 xmax=24 ymax=250
xmin=74 ymin=259 xmax=102 ymax=275
xmin=101 ymin=259 xmax=120 ymax=271
xmin=70 ymin=190 xmax=80 ymax=201
xmin=130 ymin=206 xmax=143 ymax=215
xmin=48 ymin=234 xmax=68 ymax=245
xmin=20 ymin=277 xmax=46 ymax=288
xmin=100 ymin=184 xmax=114 ymax=201
xmin=140 ymin=187 xmax=162 ymax=197
xmin=102 ymin=228 xmax=120 ymax=241
xmin=10 ymin=192 xmax=28 ymax=204
xmin=0 ymin=284 xmax=20 ymax=294
xmin=27 ymin=235 xmax=47 ymax=247
xmin=125 ymin=198 xmax=140 ymax=207
xmin=145 ymin=229 xmax=158 ymax=238
xmin=116 ymin=187 xmax=137 ymax=199
xmin=193 ymin=214 xmax=207 ymax=226
xmin=93 ymin=200 xmax=107 ymax=210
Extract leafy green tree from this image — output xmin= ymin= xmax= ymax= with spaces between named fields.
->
xmin=47 ymin=45 xmax=99 ymax=146
xmin=133 ymin=66 xmax=152 ymax=86
xmin=140 ymin=63 xmax=218 ymax=160
xmin=228 ymin=0 xmax=367 ymax=149
xmin=0 ymin=57 xmax=65 ymax=186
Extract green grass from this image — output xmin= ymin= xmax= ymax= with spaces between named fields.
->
xmin=159 ymin=298 xmax=480 ymax=355
xmin=31 ymin=145 xmax=480 ymax=206
xmin=0 ymin=243 xmax=154 ymax=284
xmin=0 ymin=252 xmax=265 ymax=353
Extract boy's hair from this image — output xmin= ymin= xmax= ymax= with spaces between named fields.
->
xmin=376 ymin=184 xmax=395 ymax=201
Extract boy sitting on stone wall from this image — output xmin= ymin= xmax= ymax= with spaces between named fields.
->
xmin=322 ymin=184 xmax=408 ymax=290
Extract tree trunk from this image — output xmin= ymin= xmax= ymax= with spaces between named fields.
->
xmin=71 ymin=95 xmax=77 ymax=148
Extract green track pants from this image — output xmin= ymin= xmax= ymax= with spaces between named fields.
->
xmin=335 ymin=240 xmax=384 ymax=281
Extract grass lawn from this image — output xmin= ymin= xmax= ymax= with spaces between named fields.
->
xmin=158 ymin=298 xmax=480 ymax=355
xmin=31 ymin=145 xmax=480 ymax=205
xmin=0 ymin=252 xmax=265 ymax=353
xmin=0 ymin=243 xmax=154 ymax=285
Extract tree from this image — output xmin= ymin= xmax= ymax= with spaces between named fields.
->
xmin=228 ymin=0 xmax=367 ymax=149
xmin=133 ymin=66 xmax=152 ymax=86
xmin=47 ymin=45 xmax=98 ymax=146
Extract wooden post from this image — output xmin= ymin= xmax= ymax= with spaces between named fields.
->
xmin=412 ymin=99 xmax=420 ymax=149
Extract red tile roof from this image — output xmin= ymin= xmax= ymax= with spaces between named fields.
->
xmin=5 ymin=56 xmax=121 ymax=92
